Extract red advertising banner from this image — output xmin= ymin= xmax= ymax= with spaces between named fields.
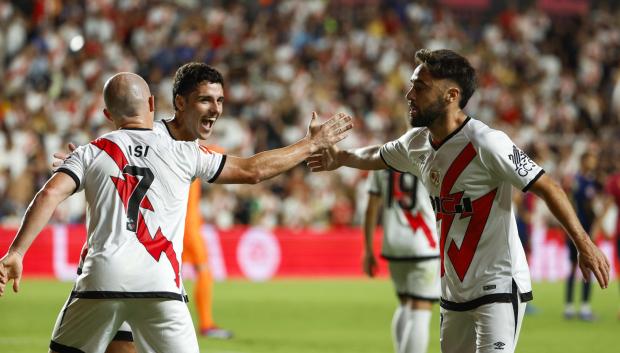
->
xmin=0 ymin=225 xmax=616 ymax=281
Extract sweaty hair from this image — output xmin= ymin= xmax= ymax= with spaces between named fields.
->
xmin=172 ymin=62 xmax=224 ymax=110
xmin=415 ymin=49 xmax=477 ymax=109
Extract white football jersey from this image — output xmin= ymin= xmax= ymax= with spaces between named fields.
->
xmin=57 ymin=128 xmax=225 ymax=300
xmin=367 ymin=170 xmax=439 ymax=259
xmin=153 ymin=119 xmax=174 ymax=138
xmin=380 ymin=117 xmax=543 ymax=308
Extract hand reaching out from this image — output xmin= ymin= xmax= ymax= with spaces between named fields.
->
xmin=307 ymin=112 xmax=352 ymax=152
xmin=51 ymin=143 xmax=77 ymax=169
xmin=306 ymin=145 xmax=340 ymax=172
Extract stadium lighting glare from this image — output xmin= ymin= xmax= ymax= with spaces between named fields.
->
xmin=69 ymin=35 xmax=84 ymax=52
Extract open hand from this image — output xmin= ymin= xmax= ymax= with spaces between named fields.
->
xmin=307 ymin=112 xmax=352 ymax=152
xmin=52 ymin=143 xmax=77 ymax=169
xmin=306 ymin=146 xmax=340 ymax=172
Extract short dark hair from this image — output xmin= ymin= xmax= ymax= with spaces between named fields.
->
xmin=172 ymin=62 xmax=224 ymax=110
xmin=414 ymin=49 xmax=477 ymax=109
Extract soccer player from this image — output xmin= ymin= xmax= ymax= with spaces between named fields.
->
xmin=564 ymin=151 xmax=601 ymax=321
xmin=307 ymin=48 xmax=610 ymax=353
xmin=363 ymin=169 xmax=439 ymax=353
xmin=51 ymin=63 xmax=351 ymax=351
xmin=0 ymin=72 xmax=352 ymax=353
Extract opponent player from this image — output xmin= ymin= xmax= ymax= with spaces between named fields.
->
xmin=363 ymin=169 xmax=439 ymax=353
xmin=564 ymin=151 xmax=601 ymax=321
xmin=307 ymin=48 xmax=610 ymax=353
xmin=0 ymin=72 xmax=352 ymax=352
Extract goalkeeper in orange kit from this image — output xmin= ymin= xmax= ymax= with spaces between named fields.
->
xmin=184 ymin=179 xmax=233 ymax=339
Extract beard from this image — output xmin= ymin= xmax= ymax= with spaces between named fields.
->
xmin=409 ymin=98 xmax=447 ymax=128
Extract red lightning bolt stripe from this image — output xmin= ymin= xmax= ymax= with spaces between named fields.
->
xmin=391 ymin=172 xmax=436 ymax=248
xmin=403 ymin=211 xmax=437 ymax=249
xmin=438 ymin=143 xmax=477 ymax=277
xmin=91 ymin=137 xmax=128 ymax=170
xmin=90 ymin=137 xmax=181 ymax=287
xmin=447 ymin=188 xmax=496 ymax=281
xmin=135 ymin=211 xmax=181 ymax=287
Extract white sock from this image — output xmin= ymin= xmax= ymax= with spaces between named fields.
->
xmin=391 ymin=305 xmax=407 ymax=352
xmin=580 ymin=304 xmax=591 ymax=314
xmin=399 ymin=309 xmax=432 ymax=353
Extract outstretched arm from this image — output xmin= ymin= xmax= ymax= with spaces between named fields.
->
xmin=214 ymin=112 xmax=353 ymax=184
xmin=363 ymin=193 xmax=382 ymax=277
xmin=0 ymin=172 xmax=76 ymax=295
xmin=528 ymin=174 xmax=610 ymax=288
xmin=306 ymin=145 xmax=388 ymax=172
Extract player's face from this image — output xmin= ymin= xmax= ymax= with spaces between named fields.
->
xmin=406 ymin=65 xmax=447 ymax=128
xmin=181 ymin=82 xmax=224 ymax=140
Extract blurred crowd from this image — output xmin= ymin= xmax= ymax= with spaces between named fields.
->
xmin=1 ymin=0 xmax=619 ymax=230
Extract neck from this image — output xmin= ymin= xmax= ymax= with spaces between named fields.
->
xmin=427 ymin=109 xmax=467 ymax=143
xmin=117 ymin=117 xmax=153 ymax=130
xmin=167 ymin=114 xmax=195 ymax=141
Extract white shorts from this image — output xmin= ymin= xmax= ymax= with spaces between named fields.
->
xmin=49 ymin=296 xmax=198 ymax=353
xmin=439 ymin=301 xmax=527 ymax=353
xmin=388 ymin=259 xmax=440 ymax=301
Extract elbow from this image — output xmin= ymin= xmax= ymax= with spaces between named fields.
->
xmin=38 ymin=186 xmax=64 ymax=200
xmin=244 ymin=164 xmax=263 ymax=184
xmin=33 ymin=186 xmax=65 ymax=206
xmin=246 ymin=175 xmax=262 ymax=185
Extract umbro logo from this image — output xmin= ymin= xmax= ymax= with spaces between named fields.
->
xmin=493 ymin=341 xmax=506 ymax=350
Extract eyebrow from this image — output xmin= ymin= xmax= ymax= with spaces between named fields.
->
xmin=197 ymin=94 xmax=224 ymax=100
xmin=411 ymin=79 xmax=430 ymax=87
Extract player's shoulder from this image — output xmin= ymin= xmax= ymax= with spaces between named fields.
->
xmin=397 ymin=127 xmax=430 ymax=147
xmin=464 ymin=118 xmax=510 ymax=149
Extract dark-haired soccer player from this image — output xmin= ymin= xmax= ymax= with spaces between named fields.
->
xmin=307 ymin=48 xmax=610 ymax=353
xmin=1 ymin=71 xmax=352 ymax=353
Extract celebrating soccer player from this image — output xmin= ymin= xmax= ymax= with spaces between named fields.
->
xmin=307 ymin=48 xmax=610 ymax=353
xmin=0 ymin=71 xmax=352 ymax=353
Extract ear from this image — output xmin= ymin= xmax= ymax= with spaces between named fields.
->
xmin=174 ymin=94 xmax=185 ymax=111
xmin=445 ymin=86 xmax=460 ymax=104
xmin=103 ymin=108 xmax=113 ymax=122
xmin=149 ymin=96 xmax=155 ymax=112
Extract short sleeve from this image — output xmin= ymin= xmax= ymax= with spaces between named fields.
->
xmin=477 ymin=131 xmax=544 ymax=192
xmin=379 ymin=129 xmax=423 ymax=177
xmin=54 ymin=145 xmax=88 ymax=193
xmin=189 ymin=143 xmax=226 ymax=183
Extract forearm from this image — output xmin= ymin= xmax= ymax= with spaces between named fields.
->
xmin=363 ymin=195 xmax=382 ymax=254
xmin=338 ymin=145 xmax=387 ymax=170
xmin=530 ymin=176 xmax=590 ymax=248
xmin=250 ymin=137 xmax=314 ymax=182
xmin=363 ymin=213 xmax=377 ymax=254
xmin=10 ymin=189 xmax=66 ymax=255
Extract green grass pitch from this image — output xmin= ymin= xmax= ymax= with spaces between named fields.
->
xmin=0 ymin=278 xmax=618 ymax=353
